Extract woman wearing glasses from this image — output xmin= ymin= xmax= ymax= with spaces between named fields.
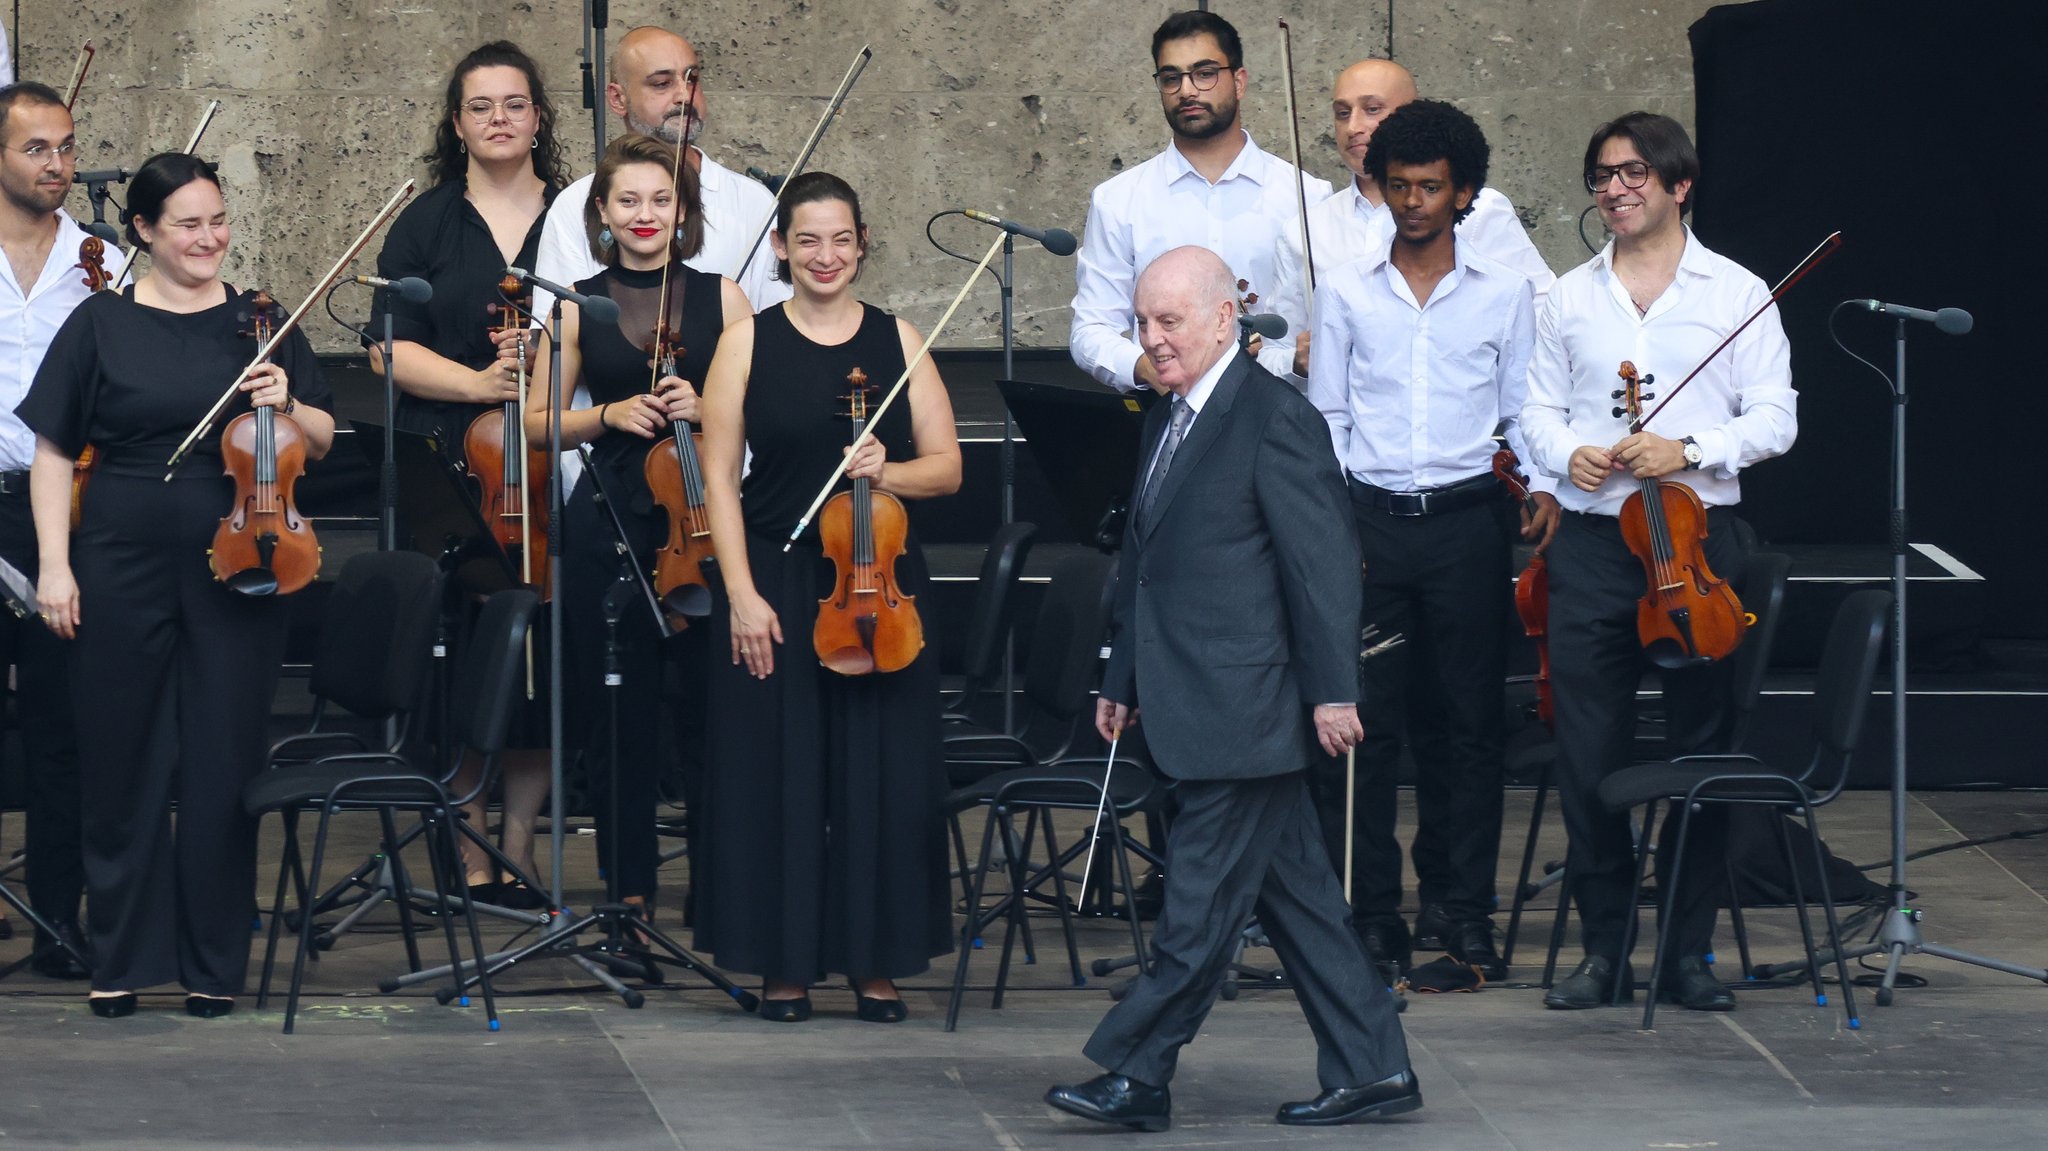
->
xmin=368 ymin=40 xmax=569 ymax=904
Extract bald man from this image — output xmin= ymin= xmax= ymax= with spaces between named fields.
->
xmin=1304 ymin=60 xmax=1553 ymax=298
xmin=1046 ymin=246 xmax=1415 ymax=1133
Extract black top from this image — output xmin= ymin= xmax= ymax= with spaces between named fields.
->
xmin=742 ymin=303 xmax=914 ymax=542
xmin=574 ymin=261 xmax=723 ymax=505
xmin=18 ymin=285 xmax=332 ymax=479
xmin=371 ymin=176 xmax=558 ymax=444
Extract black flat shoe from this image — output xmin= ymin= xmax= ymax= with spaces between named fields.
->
xmin=1275 ymin=1068 xmax=1424 ymax=1126
xmin=1449 ymin=920 xmax=1507 ymax=984
xmin=1659 ymin=955 xmax=1736 ymax=1011
xmin=495 ymin=880 xmax=550 ymax=910
xmin=1543 ymin=956 xmax=1634 ymax=1009
xmin=1356 ymin=918 xmax=1413 ymax=988
xmin=851 ymin=984 xmax=908 ymax=1023
xmin=185 ymin=994 xmax=235 ymax=1019
xmin=88 ymin=992 xmax=137 ymax=1019
xmin=1045 ymin=1073 xmax=1171 ymax=1132
xmin=758 ymin=996 xmax=813 ymax=1023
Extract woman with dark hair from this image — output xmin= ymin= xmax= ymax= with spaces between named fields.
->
xmin=526 ymin=133 xmax=747 ymax=920
xmin=369 ymin=40 xmax=567 ymax=902
xmin=17 ymin=151 xmax=335 ymax=1017
xmin=694 ymin=172 xmax=959 ymax=1022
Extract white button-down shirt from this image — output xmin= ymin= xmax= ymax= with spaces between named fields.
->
xmin=1307 ymin=236 xmax=1539 ymax=491
xmin=1070 ymin=132 xmax=1330 ymax=392
xmin=1306 ymin=181 xmax=1555 ymax=305
xmin=1520 ymin=228 xmax=1797 ymax=517
xmin=2 ymin=211 xmax=95 ymax=470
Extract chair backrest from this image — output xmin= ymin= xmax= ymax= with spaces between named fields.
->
xmin=1729 ymin=551 xmax=1792 ymax=746
xmin=1806 ymin=588 xmax=1892 ymax=801
xmin=957 ymin=522 xmax=1038 ymax=688
xmin=448 ymin=589 xmax=539 ymax=758
xmin=309 ymin=551 xmax=442 ymax=720
xmin=1023 ymin=551 xmax=1116 ymax=724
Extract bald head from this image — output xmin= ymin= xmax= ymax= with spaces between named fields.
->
xmin=1332 ymin=59 xmax=1417 ymax=181
xmin=607 ymin=27 xmax=705 ymax=144
xmin=1135 ymin=247 xmax=1240 ymax=394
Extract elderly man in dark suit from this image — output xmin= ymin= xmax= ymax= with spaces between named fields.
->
xmin=1045 ymin=246 xmax=1418 ymax=1133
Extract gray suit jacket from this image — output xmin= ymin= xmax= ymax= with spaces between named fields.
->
xmin=1102 ymin=351 xmax=1361 ymax=781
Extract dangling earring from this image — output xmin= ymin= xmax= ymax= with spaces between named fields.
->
xmin=598 ymin=228 xmax=614 ymax=250
xmin=530 ymin=137 xmax=538 ymax=150
xmin=458 ymin=140 xmax=467 ymax=155
xmin=675 ymin=226 xmax=687 ymax=243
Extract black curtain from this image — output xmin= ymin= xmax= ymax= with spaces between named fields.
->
xmin=1689 ymin=0 xmax=2047 ymax=636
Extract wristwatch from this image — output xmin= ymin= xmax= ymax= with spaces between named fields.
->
xmin=282 ymin=394 xmax=298 ymax=416
xmin=1680 ymin=435 xmax=1703 ymax=470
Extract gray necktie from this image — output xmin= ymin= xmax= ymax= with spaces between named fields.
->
xmin=1138 ymin=397 xmax=1191 ymax=529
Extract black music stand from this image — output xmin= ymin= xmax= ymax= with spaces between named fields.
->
xmin=995 ymin=377 xmax=1155 ymax=551
xmin=351 ymin=422 xmax=517 ymax=597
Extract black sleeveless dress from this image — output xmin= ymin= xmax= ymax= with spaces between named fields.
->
xmin=560 ymin=263 xmax=722 ymax=901
xmin=694 ymin=302 xmax=951 ymax=983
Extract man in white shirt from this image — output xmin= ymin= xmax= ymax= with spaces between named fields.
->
xmin=0 ymin=81 xmax=90 ymax=977
xmin=532 ymin=26 xmax=788 ymax=318
xmin=1306 ymin=101 xmax=1555 ymax=987
xmin=1521 ymin=112 xmax=1797 ymax=1013
xmin=1069 ymin=10 xmax=1329 ymax=393
xmin=1305 ymin=60 xmax=1553 ymax=302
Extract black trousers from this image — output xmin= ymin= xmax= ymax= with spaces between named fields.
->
xmin=1085 ymin=772 xmax=1409 ymax=1089
xmin=1313 ymin=484 xmax=1511 ymax=925
xmin=1547 ymin=507 xmax=1745 ymax=961
xmin=0 ymin=491 xmax=83 ymax=938
xmin=72 ymin=473 xmax=288 ymax=995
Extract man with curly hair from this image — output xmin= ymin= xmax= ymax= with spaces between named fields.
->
xmin=1305 ymin=99 xmax=1554 ymax=988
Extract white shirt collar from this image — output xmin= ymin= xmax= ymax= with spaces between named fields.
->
xmin=1592 ymin=224 xmax=1714 ymax=281
xmin=1164 ymin=130 xmax=1267 ymax=188
xmin=693 ymin=146 xmax=728 ymax=190
xmin=1178 ymin=342 xmax=1237 ymax=416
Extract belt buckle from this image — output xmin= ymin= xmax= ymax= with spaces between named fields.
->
xmin=1387 ymin=490 xmax=1428 ymax=517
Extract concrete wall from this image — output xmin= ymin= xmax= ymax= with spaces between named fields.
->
xmin=15 ymin=0 xmax=1721 ymax=353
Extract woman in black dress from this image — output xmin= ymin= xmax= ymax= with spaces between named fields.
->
xmin=19 ymin=153 xmax=336 ymax=1017
xmin=528 ymin=133 xmax=748 ymax=918
xmin=369 ymin=40 xmax=568 ymax=901
xmin=696 ymin=172 xmax=960 ymax=1022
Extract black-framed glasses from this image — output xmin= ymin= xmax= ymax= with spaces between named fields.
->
xmin=1152 ymin=64 xmax=1229 ymax=93
xmin=1585 ymin=161 xmax=1652 ymax=193
xmin=461 ymin=97 xmax=535 ymax=123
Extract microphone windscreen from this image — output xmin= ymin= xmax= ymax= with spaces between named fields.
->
xmin=583 ymin=295 xmax=622 ymax=325
xmin=1935 ymin=307 xmax=1974 ymax=336
xmin=396 ymin=276 xmax=434 ymax=304
xmin=1042 ymin=228 xmax=1079 ymax=257
xmin=1249 ymin=312 xmax=1289 ymax=339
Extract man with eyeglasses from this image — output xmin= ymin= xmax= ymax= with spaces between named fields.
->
xmin=0 ymin=81 xmax=91 ymax=979
xmin=1069 ymin=9 xmax=1329 ymax=394
xmin=1520 ymin=111 xmax=1796 ymax=1012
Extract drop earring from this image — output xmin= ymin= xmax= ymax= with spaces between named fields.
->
xmin=598 ymin=228 xmax=614 ymax=249
xmin=675 ymin=226 xmax=687 ymax=243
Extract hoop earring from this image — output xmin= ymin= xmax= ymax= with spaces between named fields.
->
xmin=597 ymin=228 xmax=614 ymax=250
xmin=458 ymin=140 xmax=466 ymax=155
xmin=530 ymin=137 xmax=538 ymax=150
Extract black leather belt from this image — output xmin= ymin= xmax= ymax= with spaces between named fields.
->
xmin=0 ymin=470 xmax=29 ymax=497
xmin=1348 ymin=472 xmax=1499 ymax=517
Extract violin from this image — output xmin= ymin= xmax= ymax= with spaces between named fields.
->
xmin=643 ymin=317 xmax=714 ymax=623
xmin=1613 ymin=360 xmax=1745 ymax=667
xmin=1492 ymin=448 xmax=1554 ymax=728
xmin=210 ymin=291 xmax=320 ymax=596
xmin=465 ymin=275 xmax=551 ymax=596
xmin=68 ymin=237 xmax=112 ymax=530
xmin=813 ymin=367 xmax=923 ymax=675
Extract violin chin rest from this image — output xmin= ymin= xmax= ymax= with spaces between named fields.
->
xmin=224 ymin=568 xmax=280 ymax=597
xmin=662 ymin=585 xmax=713 ymax=619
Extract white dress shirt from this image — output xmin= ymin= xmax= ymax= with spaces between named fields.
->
xmin=1070 ymin=132 xmax=1330 ymax=392
xmin=1306 ymin=181 xmax=1555 ymax=304
xmin=1307 ymin=235 xmax=1540 ymax=491
xmin=1520 ymin=228 xmax=1797 ymax=517
xmin=2 ymin=211 xmax=96 ymax=470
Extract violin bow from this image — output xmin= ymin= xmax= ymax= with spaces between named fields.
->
xmin=107 ymin=101 xmax=222 ymax=292
xmin=64 ymin=41 xmax=96 ymax=110
xmin=1278 ymin=20 xmax=1318 ymax=311
xmin=1637 ymin=230 xmax=1842 ymax=429
xmin=164 ymin=179 xmax=418 ymax=477
xmin=781 ymin=230 xmax=1004 ymax=551
xmin=649 ymin=68 xmax=701 ymax=395
xmin=733 ymin=45 xmax=873 ymax=283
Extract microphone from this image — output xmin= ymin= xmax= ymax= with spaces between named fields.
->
xmin=1238 ymin=312 xmax=1288 ymax=340
xmin=505 ymin=266 xmax=620 ymax=325
xmin=960 ymin=209 xmax=1078 ymax=257
xmin=745 ymin=166 xmax=786 ymax=194
xmin=1854 ymin=298 xmax=1973 ymax=336
xmin=71 ymin=167 xmax=132 ymax=185
xmin=347 ymin=273 xmax=433 ymax=303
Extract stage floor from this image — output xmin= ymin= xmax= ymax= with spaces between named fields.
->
xmin=3 ymin=788 xmax=2045 ymax=1150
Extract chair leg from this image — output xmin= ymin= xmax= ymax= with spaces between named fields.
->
xmin=1110 ymin=812 xmax=1150 ymax=977
xmin=258 ymin=808 xmax=302 ymax=1008
xmin=1799 ymin=806 xmax=1861 ymax=1029
xmin=1723 ymin=852 xmax=1754 ymax=980
xmin=1641 ymin=801 xmax=1692 ymax=1029
xmin=430 ymin=806 xmax=500 ymax=1030
xmin=416 ymin=807 xmax=474 ymax=1010
xmin=1504 ymin=766 xmax=1551 ymax=967
xmin=284 ymin=805 xmax=338 ymax=1035
xmin=946 ymin=806 xmax=1002 ymax=1032
xmin=948 ymin=810 xmax=973 ymax=909
xmin=994 ymin=807 xmax=1035 ymax=1009
xmin=1618 ymin=802 xmax=1660 ymax=1012
xmin=1034 ymin=809 xmax=1085 ymax=985
xmin=381 ymin=807 xmax=426 ymax=974
xmin=1772 ymin=809 xmax=1829 ymax=1009
xmin=1542 ymin=863 xmax=1573 ymax=990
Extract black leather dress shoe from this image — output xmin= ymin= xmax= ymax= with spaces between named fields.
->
xmin=1275 ymin=1069 xmax=1423 ymax=1126
xmin=1413 ymin=902 xmax=1453 ymax=949
xmin=1045 ymin=1073 xmax=1171 ymax=1132
xmin=1356 ymin=919 xmax=1412 ymax=987
xmin=1660 ymin=955 xmax=1736 ymax=1011
xmin=1449 ymin=920 xmax=1507 ymax=983
xmin=31 ymin=922 xmax=93 ymax=980
xmin=1542 ymin=956 xmax=1634 ymax=1009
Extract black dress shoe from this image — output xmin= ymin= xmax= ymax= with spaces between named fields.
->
xmin=1659 ymin=955 xmax=1736 ymax=1011
xmin=1045 ymin=1073 xmax=1171 ymax=1132
xmin=31 ymin=922 xmax=93 ymax=980
xmin=1275 ymin=1068 xmax=1423 ymax=1126
xmin=1543 ymin=956 xmax=1634 ymax=1008
xmin=185 ymin=994 xmax=235 ymax=1018
xmin=758 ymin=996 xmax=813 ymax=1023
xmin=849 ymin=982 xmax=908 ymax=1023
xmin=1356 ymin=918 xmax=1412 ymax=986
xmin=88 ymin=992 xmax=137 ymax=1019
xmin=1449 ymin=920 xmax=1507 ymax=983
xmin=1413 ymin=902 xmax=1453 ymax=949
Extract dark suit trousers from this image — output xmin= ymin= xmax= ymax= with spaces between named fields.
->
xmin=1085 ymin=772 xmax=1409 ymax=1089
xmin=0 ymin=491 xmax=84 ymax=936
xmin=1314 ymin=489 xmax=1510 ymax=924
xmin=1547 ymin=507 xmax=1745 ymax=961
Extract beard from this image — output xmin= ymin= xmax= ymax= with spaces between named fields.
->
xmin=629 ymin=107 xmax=706 ymax=147
xmin=1164 ymin=93 xmax=1238 ymax=142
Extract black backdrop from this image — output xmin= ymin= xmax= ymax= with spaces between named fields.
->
xmin=1688 ymin=0 xmax=2047 ymax=637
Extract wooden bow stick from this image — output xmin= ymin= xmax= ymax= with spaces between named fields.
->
xmin=1278 ymin=19 xmax=1318 ymax=311
xmin=734 ymin=44 xmax=873 ymax=282
xmin=64 ymin=41 xmax=96 ymax=109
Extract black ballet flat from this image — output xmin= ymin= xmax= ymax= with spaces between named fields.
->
xmin=88 ymin=992 xmax=137 ymax=1019
xmin=496 ymin=880 xmax=550 ymax=911
xmin=850 ymin=982 xmax=908 ymax=1023
xmin=185 ymin=994 xmax=235 ymax=1019
xmin=758 ymin=996 xmax=813 ymax=1023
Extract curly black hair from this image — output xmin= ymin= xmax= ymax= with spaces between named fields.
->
xmin=1363 ymin=98 xmax=1489 ymax=224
